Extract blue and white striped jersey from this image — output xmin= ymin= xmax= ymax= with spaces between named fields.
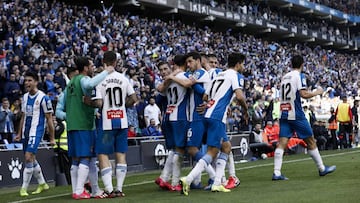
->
xmin=165 ymin=72 xmax=189 ymax=121
xmin=204 ymin=69 xmax=245 ymax=123
xmin=186 ymin=68 xmax=211 ymax=121
xmin=94 ymin=71 xmax=135 ymax=130
xmin=22 ymin=91 xmax=53 ymax=139
xmin=280 ymin=70 xmax=307 ymax=120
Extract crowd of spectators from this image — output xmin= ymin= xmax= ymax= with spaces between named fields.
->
xmin=198 ymin=0 xmax=360 ymax=16
xmin=0 ymin=0 xmax=359 ymax=145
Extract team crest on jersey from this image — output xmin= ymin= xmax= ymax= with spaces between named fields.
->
xmin=35 ymin=101 xmax=39 ymax=105
xmin=190 ymin=71 xmax=201 ymax=80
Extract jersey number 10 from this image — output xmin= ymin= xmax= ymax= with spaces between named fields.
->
xmin=106 ymin=87 xmax=123 ymax=107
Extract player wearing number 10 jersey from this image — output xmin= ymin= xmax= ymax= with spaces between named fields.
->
xmin=272 ymin=54 xmax=336 ymax=181
xmin=94 ymin=51 xmax=137 ymax=197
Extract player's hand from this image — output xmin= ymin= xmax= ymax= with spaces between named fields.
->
xmin=196 ymin=103 xmax=207 ymax=114
xmin=316 ymin=86 xmax=324 ymax=95
xmin=49 ymin=139 xmax=56 ymax=146
xmin=14 ymin=134 xmax=21 ymax=142
xmin=82 ymin=96 xmax=93 ymax=106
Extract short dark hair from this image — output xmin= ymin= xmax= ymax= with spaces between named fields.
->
xmin=291 ymin=55 xmax=304 ymax=69
xmin=207 ymin=53 xmax=217 ymax=58
xmin=173 ymin=54 xmax=186 ymax=66
xmin=74 ymin=56 xmax=90 ymax=72
xmin=157 ymin=61 xmax=169 ymax=68
xmin=24 ymin=71 xmax=39 ymax=81
xmin=228 ymin=53 xmax=245 ymax=68
xmin=103 ymin=51 xmax=117 ymax=66
xmin=185 ymin=51 xmax=201 ymax=61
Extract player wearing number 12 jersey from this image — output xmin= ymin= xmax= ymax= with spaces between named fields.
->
xmin=272 ymin=54 xmax=336 ymax=181
xmin=94 ymin=51 xmax=137 ymax=197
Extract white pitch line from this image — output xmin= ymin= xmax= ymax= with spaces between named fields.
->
xmin=9 ymin=150 xmax=359 ymax=203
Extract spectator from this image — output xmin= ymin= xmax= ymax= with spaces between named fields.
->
xmin=144 ymin=97 xmax=161 ymax=127
xmin=142 ymin=118 xmax=162 ymax=138
xmin=0 ymin=97 xmax=15 ymax=144
xmin=4 ymin=73 xmax=21 ymax=104
xmin=351 ymin=98 xmax=359 ymax=147
xmin=249 ymin=123 xmax=274 ymax=159
xmin=312 ymin=121 xmax=328 ymax=150
xmin=327 ymin=107 xmax=338 ymax=149
xmin=335 ymin=95 xmax=353 ymax=149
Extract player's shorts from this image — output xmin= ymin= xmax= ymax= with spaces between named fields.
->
xmin=204 ymin=118 xmax=227 ymax=149
xmin=187 ymin=120 xmax=206 ymax=148
xmin=22 ymin=136 xmax=42 ymax=154
xmin=162 ymin=120 xmax=175 ymax=149
xmin=96 ymin=129 xmax=128 ymax=154
xmin=68 ymin=130 xmax=95 ymax=157
xmin=279 ymin=119 xmax=313 ymax=139
xmin=168 ymin=120 xmax=188 ymax=148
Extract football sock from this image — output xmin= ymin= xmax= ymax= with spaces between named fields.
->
xmin=33 ymin=160 xmax=46 ymax=185
xmin=75 ymin=159 xmax=90 ymax=195
xmin=70 ymin=161 xmax=79 ymax=194
xmin=116 ymin=163 xmax=127 ymax=192
xmin=101 ymin=167 xmax=113 ymax=193
xmin=273 ymin=148 xmax=284 ymax=176
xmin=89 ymin=157 xmax=100 ymax=195
xmin=22 ymin=162 xmax=34 ymax=189
xmin=308 ymin=148 xmax=325 ymax=172
xmin=186 ymin=154 xmax=212 ymax=184
xmin=227 ymin=151 xmax=236 ymax=177
xmin=214 ymin=152 xmax=228 ymax=186
xmin=192 ymin=161 xmax=202 ymax=185
xmin=171 ymin=152 xmax=183 ymax=186
xmin=160 ymin=150 xmax=174 ymax=182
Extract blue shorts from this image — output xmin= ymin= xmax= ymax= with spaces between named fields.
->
xmin=162 ymin=121 xmax=175 ymax=149
xmin=168 ymin=121 xmax=188 ymax=148
xmin=96 ymin=129 xmax=128 ymax=154
xmin=204 ymin=118 xmax=226 ymax=149
xmin=22 ymin=136 xmax=42 ymax=154
xmin=68 ymin=130 xmax=95 ymax=157
xmin=279 ymin=119 xmax=313 ymax=139
xmin=187 ymin=120 xmax=206 ymax=148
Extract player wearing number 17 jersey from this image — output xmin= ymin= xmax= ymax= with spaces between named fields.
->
xmin=94 ymin=51 xmax=137 ymax=198
xmin=272 ymin=54 xmax=336 ymax=181
xmin=180 ymin=53 xmax=249 ymax=195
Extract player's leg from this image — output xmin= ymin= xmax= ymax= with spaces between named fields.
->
xmin=88 ymin=157 xmax=102 ymax=197
xmin=298 ymin=120 xmax=336 ymax=177
xmin=20 ymin=150 xmax=35 ymax=197
xmin=113 ymin=129 xmax=128 ymax=197
xmin=73 ymin=131 xmax=94 ymax=199
xmin=187 ymin=121 xmax=215 ymax=189
xmin=273 ymin=119 xmax=290 ymax=180
xmin=67 ymin=131 xmax=79 ymax=197
xmin=155 ymin=121 xmax=173 ymax=190
xmin=97 ymin=130 xmax=114 ymax=196
xmin=31 ymin=136 xmax=49 ymax=194
xmin=171 ymin=121 xmax=187 ymax=190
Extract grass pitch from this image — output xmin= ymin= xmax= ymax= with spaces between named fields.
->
xmin=4 ymin=148 xmax=360 ymax=203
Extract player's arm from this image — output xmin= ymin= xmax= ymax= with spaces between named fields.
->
xmin=157 ymin=78 xmax=172 ymax=93
xmin=125 ymin=93 xmax=138 ymax=108
xmin=55 ymin=90 xmax=67 ymax=120
xmin=45 ymin=112 xmax=55 ymax=146
xmin=14 ymin=112 xmax=24 ymax=141
xmin=168 ymin=73 xmax=194 ymax=88
xmin=234 ymin=88 xmax=249 ymax=124
xmin=299 ymin=87 xmax=324 ymax=99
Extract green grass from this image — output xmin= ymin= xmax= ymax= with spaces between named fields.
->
xmin=4 ymin=148 xmax=360 ymax=203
